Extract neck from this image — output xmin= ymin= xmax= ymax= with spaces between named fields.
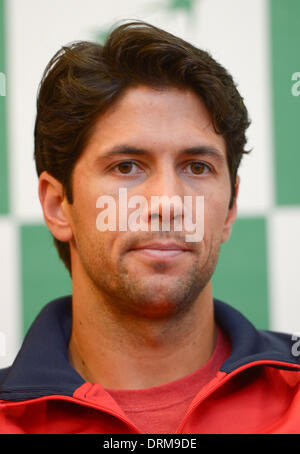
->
xmin=68 ymin=277 xmax=217 ymax=390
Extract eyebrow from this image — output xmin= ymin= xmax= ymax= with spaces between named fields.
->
xmin=99 ymin=144 xmax=226 ymax=164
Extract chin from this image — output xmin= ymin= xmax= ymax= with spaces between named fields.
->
xmin=129 ymin=280 xmax=199 ymax=318
xmin=134 ymin=298 xmax=187 ymax=320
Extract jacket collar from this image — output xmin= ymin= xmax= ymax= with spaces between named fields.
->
xmin=0 ymin=295 xmax=299 ymax=401
xmin=0 ymin=296 xmax=84 ymax=401
xmin=215 ymin=300 xmax=300 ymax=373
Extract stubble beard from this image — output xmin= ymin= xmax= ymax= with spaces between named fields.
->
xmin=79 ymin=235 xmax=221 ymax=321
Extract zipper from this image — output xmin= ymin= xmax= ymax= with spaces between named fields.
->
xmin=176 ymin=359 xmax=300 ymax=433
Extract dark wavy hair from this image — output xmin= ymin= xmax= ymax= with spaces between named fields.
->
xmin=34 ymin=20 xmax=250 ymax=274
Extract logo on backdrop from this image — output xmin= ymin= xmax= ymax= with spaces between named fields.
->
xmin=93 ymin=0 xmax=202 ymax=44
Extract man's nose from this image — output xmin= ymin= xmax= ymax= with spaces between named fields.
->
xmin=141 ymin=166 xmax=185 ymax=228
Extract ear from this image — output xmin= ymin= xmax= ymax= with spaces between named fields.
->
xmin=221 ymin=175 xmax=240 ymax=244
xmin=38 ymin=171 xmax=73 ymax=242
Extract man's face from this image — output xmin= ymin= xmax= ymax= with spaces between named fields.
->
xmin=65 ymin=85 xmax=237 ymax=319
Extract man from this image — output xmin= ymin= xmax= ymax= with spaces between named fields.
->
xmin=0 ymin=21 xmax=299 ymax=434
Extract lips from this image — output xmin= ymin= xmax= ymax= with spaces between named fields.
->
xmin=131 ymin=241 xmax=191 ymax=252
xmin=128 ymin=241 xmax=193 ymax=261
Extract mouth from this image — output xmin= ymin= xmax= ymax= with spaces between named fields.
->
xmin=129 ymin=241 xmax=193 ymax=261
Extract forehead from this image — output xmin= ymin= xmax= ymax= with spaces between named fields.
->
xmin=83 ymin=85 xmax=226 ymax=159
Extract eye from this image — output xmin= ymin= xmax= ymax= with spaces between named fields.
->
xmin=112 ymin=161 xmax=140 ymax=175
xmin=186 ymin=161 xmax=212 ymax=175
xmin=118 ymin=161 xmax=134 ymax=174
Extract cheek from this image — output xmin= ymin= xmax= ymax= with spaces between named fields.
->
xmin=73 ymin=178 xmax=110 ymax=230
xmin=202 ymin=194 xmax=230 ymax=241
